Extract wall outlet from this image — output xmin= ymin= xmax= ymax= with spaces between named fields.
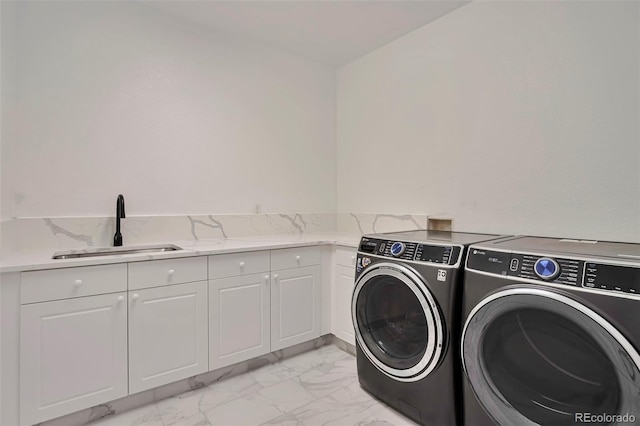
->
xmin=428 ymin=218 xmax=453 ymax=231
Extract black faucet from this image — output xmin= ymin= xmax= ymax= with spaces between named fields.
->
xmin=113 ymin=194 xmax=126 ymax=246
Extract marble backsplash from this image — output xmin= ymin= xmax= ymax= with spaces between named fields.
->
xmin=1 ymin=213 xmax=429 ymax=253
xmin=336 ymin=213 xmax=427 ymax=236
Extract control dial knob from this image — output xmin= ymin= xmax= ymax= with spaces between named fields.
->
xmin=534 ymin=257 xmax=560 ymax=280
xmin=390 ymin=242 xmax=406 ymax=257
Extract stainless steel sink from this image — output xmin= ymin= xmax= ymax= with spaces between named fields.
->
xmin=52 ymin=244 xmax=183 ymax=259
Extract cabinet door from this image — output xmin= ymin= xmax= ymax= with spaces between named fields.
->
xmin=20 ymin=293 xmax=128 ymax=425
xmin=333 ymin=265 xmax=356 ymax=345
xmin=209 ymin=273 xmax=270 ymax=369
xmin=271 ymin=266 xmax=321 ymax=351
xmin=129 ymin=281 xmax=208 ymax=394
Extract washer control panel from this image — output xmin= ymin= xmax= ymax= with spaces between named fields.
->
xmin=467 ymin=249 xmax=640 ymax=296
xmin=415 ymin=244 xmax=455 ymax=264
xmin=381 ymin=240 xmax=417 ymax=260
xmin=358 ymin=237 xmax=461 ymax=265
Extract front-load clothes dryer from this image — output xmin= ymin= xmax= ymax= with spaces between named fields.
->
xmin=352 ymin=230 xmax=506 ymax=426
xmin=461 ymin=236 xmax=640 ymax=426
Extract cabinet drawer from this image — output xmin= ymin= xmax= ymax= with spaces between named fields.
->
xmin=128 ymin=256 xmax=207 ymax=290
xmin=21 ymin=264 xmax=127 ymax=304
xmin=335 ymin=246 xmax=357 ymax=268
xmin=270 ymin=246 xmax=320 ymax=271
xmin=209 ymin=251 xmax=270 ymax=279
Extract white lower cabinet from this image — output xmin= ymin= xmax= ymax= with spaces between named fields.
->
xmin=14 ymin=247 xmax=333 ymax=425
xmin=332 ymin=247 xmax=357 ymax=345
xmin=128 ymin=281 xmax=208 ymax=394
xmin=209 ymin=273 xmax=271 ymax=369
xmin=271 ymin=265 xmax=321 ymax=351
xmin=333 ymin=265 xmax=356 ymax=345
xmin=20 ymin=293 xmax=128 ymax=426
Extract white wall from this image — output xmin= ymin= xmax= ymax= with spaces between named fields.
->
xmin=1 ymin=1 xmax=336 ymax=219
xmin=3 ymin=1 xmax=639 ymax=243
xmin=1 ymin=1 xmax=18 ymax=221
xmin=337 ymin=1 xmax=640 ymax=242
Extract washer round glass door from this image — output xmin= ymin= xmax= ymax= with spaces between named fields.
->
xmin=352 ymin=262 xmax=444 ymax=382
xmin=462 ymin=288 xmax=640 ymax=426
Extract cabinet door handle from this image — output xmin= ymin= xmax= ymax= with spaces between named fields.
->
xmin=74 ymin=279 xmax=83 ymax=286
xmin=264 ymin=275 xmax=270 ymax=280
xmin=295 ymin=255 xmax=301 ymax=261
xmin=273 ymin=274 xmax=278 ymax=279
xmin=168 ymin=269 xmax=175 ymax=275
xmin=131 ymin=293 xmax=140 ymax=301
xmin=117 ymin=296 xmax=125 ymax=302
xmin=239 ymin=261 xmax=246 ymax=267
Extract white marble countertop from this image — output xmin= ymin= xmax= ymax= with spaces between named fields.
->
xmin=0 ymin=233 xmax=361 ymax=273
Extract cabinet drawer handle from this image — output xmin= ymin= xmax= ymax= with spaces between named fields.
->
xmin=132 ymin=293 xmax=140 ymax=301
xmin=117 ymin=296 xmax=125 ymax=302
xmin=239 ymin=261 xmax=246 ymax=267
xmin=168 ymin=269 xmax=175 ymax=275
xmin=274 ymin=274 xmax=279 ymax=279
xmin=295 ymin=255 xmax=301 ymax=261
xmin=74 ymin=279 xmax=83 ymax=286
xmin=264 ymin=275 xmax=269 ymax=280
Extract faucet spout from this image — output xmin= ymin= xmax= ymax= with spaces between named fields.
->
xmin=114 ymin=194 xmax=126 ymax=246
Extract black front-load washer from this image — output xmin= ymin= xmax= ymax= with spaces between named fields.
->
xmin=462 ymin=236 xmax=640 ymax=426
xmin=352 ymin=230 xmax=506 ymax=426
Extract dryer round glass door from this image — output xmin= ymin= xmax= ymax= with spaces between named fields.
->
xmin=352 ymin=262 xmax=444 ymax=382
xmin=461 ymin=288 xmax=640 ymax=426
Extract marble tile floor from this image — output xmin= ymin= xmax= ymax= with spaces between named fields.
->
xmin=90 ymin=345 xmax=418 ymax=426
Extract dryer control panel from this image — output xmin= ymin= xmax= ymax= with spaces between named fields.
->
xmin=583 ymin=262 xmax=640 ymax=295
xmin=467 ymin=249 xmax=640 ymax=296
xmin=511 ymin=253 xmax=580 ymax=286
xmin=358 ymin=237 xmax=462 ymax=266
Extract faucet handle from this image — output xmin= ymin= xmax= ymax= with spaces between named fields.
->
xmin=118 ymin=194 xmax=126 ymax=218
xmin=114 ymin=194 xmax=126 ymax=247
